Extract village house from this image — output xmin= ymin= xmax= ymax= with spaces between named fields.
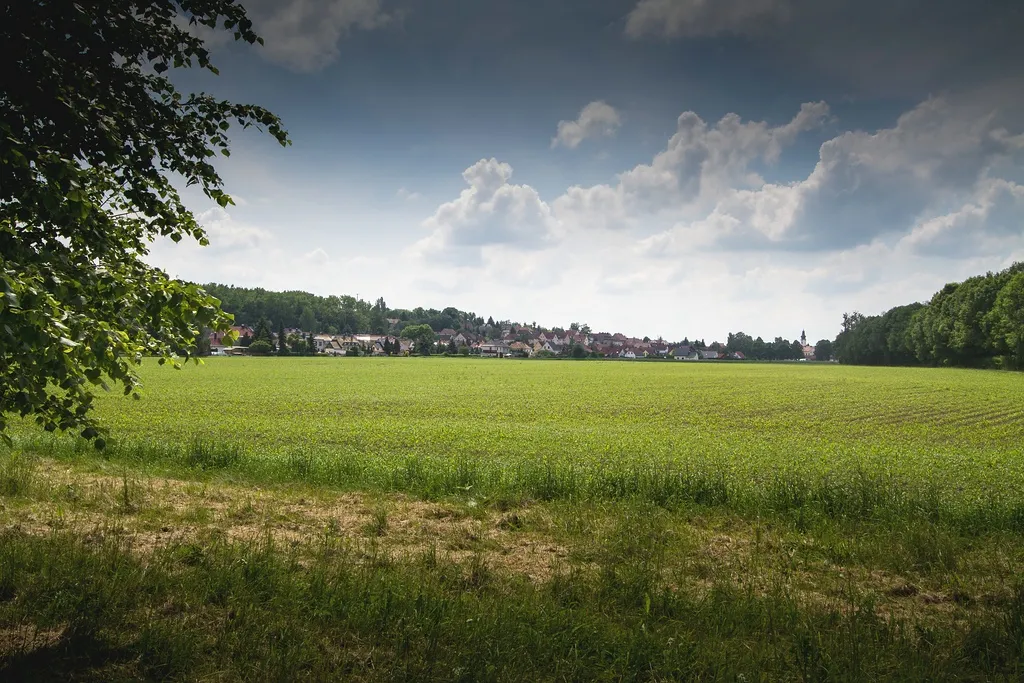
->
xmin=479 ymin=341 xmax=510 ymax=358
xmin=508 ymin=341 xmax=532 ymax=357
xmin=669 ymin=345 xmax=696 ymax=360
xmin=332 ymin=336 xmax=362 ymax=353
xmin=544 ymin=340 xmax=564 ymax=354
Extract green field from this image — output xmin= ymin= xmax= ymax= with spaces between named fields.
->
xmin=17 ymin=357 xmax=1024 ymax=529
xmin=3 ymin=358 xmax=1024 ymax=680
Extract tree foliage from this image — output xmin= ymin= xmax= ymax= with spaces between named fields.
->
xmin=402 ymin=324 xmax=436 ymax=356
xmin=251 ymin=317 xmax=273 ymax=344
xmin=247 ymin=340 xmax=273 ymax=356
xmin=276 ymin=321 xmax=287 ymax=356
xmin=814 ymin=339 xmax=833 ymax=362
xmin=205 ymin=284 xmax=495 ymax=336
xmin=835 ymin=263 xmax=1024 ymax=369
xmin=724 ymin=332 xmax=806 ymax=361
xmin=0 ymin=0 xmax=289 ymax=444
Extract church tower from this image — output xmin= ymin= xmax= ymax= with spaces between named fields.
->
xmin=800 ymin=330 xmax=807 ymax=345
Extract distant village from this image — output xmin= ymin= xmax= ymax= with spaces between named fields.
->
xmin=208 ymin=322 xmax=823 ymax=362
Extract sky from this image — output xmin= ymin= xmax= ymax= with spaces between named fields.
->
xmin=149 ymin=0 xmax=1024 ymax=343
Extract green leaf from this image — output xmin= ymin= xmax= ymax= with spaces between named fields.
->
xmin=0 ymin=0 xmax=287 ymax=445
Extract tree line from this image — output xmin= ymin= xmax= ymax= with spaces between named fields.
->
xmin=834 ymin=262 xmax=1024 ymax=370
xmin=204 ymin=284 xmax=516 ymax=338
xmin=723 ymin=332 xmax=827 ymax=362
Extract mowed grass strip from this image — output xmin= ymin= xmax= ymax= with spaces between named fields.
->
xmin=12 ymin=358 xmax=1024 ymax=531
xmin=1 ymin=455 xmax=1023 ymax=681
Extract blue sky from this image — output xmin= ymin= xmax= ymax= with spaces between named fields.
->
xmin=151 ymin=0 xmax=1024 ymax=342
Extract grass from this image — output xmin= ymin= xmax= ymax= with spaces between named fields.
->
xmin=1 ymin=457 xmax=1022 ymax=681
xmin=12 ymin=358 xmax=1024 ymax=531
xmin=2 ymin=358 xmax=1024 ymax=679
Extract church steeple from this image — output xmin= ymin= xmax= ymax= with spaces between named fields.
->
xmin=800 ymin=329 xmax=806 ymax=345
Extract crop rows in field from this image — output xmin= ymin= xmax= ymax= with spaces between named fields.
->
xmin=14 ymin=358 xmax=1024 ymax=530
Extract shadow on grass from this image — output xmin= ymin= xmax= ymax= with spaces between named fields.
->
xmin=1 ymin=635 xmax=139 ymax=683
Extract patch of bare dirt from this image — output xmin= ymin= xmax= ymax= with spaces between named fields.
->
xmin=0 ymin=623 xmax=66 ymax=656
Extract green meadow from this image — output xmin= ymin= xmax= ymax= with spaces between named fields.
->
xmin=17 ymin=357 xmax=1024 ymax=529
xmin=3 ymin=358 xmax=1024 ymax=680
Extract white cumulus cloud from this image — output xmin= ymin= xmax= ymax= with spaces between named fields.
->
xmin=552 ymin=101 xmax=622 ymax=149
xmin=636 ymin=97 xmax=1024 ymax=254
xmin=413 ymin=159 xmax=561 ymax=265
xmin=553 ymin=101 xmax=829 ymax=230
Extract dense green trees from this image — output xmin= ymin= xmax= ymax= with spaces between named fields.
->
xmin=205 ymin=284 xmax=491 ymax=336
xmin=1 ymin=0 xmax=287 ymax=444
xmin=724 ymin=332 xmax=806 ymax=361
xmin=299 ymin=307 xmax=316 ymax=335
xmin=276 ymin=322 xmax=287 ymax=356
xmin=835 ymin=263 xmax=1024 ymax=369
xmin=402 ymin=325 xmax=436 ymax=355
xmin=813 ymin=340 xmax=833 ymax=361
xmin=990 ymin=273 xmax=1024 ymax=369
xmin=248 ymin=340 xmax=273 ymax=356
xmin=251 ymin=318 xmax=273 ymax=345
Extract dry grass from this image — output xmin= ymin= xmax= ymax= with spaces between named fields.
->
xmin=0 ymin=460 xmax=573 ymax=583
xmin=2 ymin=458 xmax=1021 ymax=630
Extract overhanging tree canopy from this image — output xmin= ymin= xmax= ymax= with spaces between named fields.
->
xmin=0 ymin=0 xmax=289 ymax=446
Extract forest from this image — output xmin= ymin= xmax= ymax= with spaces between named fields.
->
xmin=203 ymin=284 xmax=492 ymax=337
xmin=834 ymin=262 xmax=1024 ymax=370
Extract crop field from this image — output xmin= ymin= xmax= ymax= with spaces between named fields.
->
xmin=3 ymin=358 xmax=1024 ymax=680
xmin=14 ymin=357 xmax=1024 ymax=529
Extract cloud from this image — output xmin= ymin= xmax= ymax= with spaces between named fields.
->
xmin=619 ymin=101 xmax=828 ymax=207
xmin=634 ymin=97 xmax=1024 ymax=254
xmin=723 ymin=98 xmax=1021 ymax=250
xmin=626 ymin=0 xmax=791 ymax=39
xmin=413 ymin=159 xmax=561 ymax=265
xmin=397 ymin=187 xmax=422 ymax=201
xmin=552 ymin=101 xmax=622 ymax=149
xmin=303 ymin=247 xmax=332 ymax=265
xmin=245 ymin=0 xmax=391 ymax=72
xmin=624 ymin=1 xmax=1024 ymax=100
xmin=900 ymin=179 xmax=1024 ymax=257
xmin=195 ymin=207 xmax=273 ymax=250
xmin=553 ymin=101 xmax=829 ymax=229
